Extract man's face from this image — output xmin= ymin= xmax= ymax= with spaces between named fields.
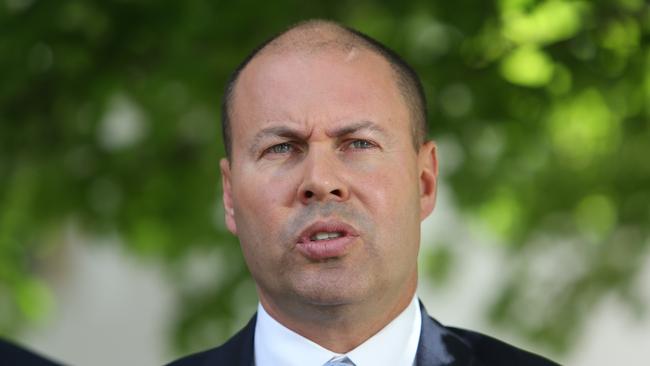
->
xmin=220 ymin=47 xmax=438 ymax=312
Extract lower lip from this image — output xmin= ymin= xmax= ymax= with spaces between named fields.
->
xmin=296 ymin=235 xmax=357 ymax=261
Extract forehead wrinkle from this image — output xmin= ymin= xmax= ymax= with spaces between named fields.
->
xmin=257 ymin=47 xmax=415 ymax=149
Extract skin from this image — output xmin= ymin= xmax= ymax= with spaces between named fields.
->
xmin=220 ymin=41 xmax=438 ymax=353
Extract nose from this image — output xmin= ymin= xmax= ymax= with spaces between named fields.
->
xmin=297 ymin=150 xmax=349 ymax=204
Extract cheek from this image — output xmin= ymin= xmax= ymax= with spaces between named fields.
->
xmin=352 ymin=157 xmax=419 ymax=213
xmin=352 ymin=159 xmax=421 ymax=250
xmin=230 ymin=168 xmax=298 ymax=248
xmin=234 ymin=166 xmax=294 ymax=213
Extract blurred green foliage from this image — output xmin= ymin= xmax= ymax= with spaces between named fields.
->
xmin=1 ymin=0 xmax=648 ymax=357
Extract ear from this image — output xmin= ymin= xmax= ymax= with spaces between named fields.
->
xmin=418 ymin=141 xmax=438 ymax=221
xmin=220 ymin=158 xmax=238 ymax=235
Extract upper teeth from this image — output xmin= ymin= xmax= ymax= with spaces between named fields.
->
xmin=311 ymin=232 xmax=343 ymax=241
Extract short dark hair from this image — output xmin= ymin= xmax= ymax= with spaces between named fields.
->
xmin=221 ymin=20 xmax=428 ymax=159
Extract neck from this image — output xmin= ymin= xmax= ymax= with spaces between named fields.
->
xmin=258 ymin=271 xmax=418 ymax=353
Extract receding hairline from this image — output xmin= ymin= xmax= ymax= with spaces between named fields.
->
xmin=222 ymin=19 xmax=428 ymax=159
xmin=259 ymin=20 xmax=372 ymax=57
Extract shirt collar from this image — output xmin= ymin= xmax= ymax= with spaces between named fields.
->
xmin=254 ymin=295 xmax=421 ymax=366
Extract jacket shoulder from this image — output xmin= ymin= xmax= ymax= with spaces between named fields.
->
xmin=0 ymin=338 xmax=61 ymax=366
xmin=447 ymin=326 xmax=560 ymax=366
xmin=165 ymin=316 xmax=256 ymax=366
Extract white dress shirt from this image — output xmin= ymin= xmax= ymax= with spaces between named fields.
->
xmin=254 ymin=295 xmax=421 ymax=366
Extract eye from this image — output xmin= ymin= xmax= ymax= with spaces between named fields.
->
xmin=264 ymin=142 xmax=294 ymax=155
xmin=349 ymin=139 xmax=376 ymax=150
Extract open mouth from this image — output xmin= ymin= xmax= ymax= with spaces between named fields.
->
xmin=310 ymin=231 xmax=344 ymax=241
xmin=296 ymin=220 xmax=359 ymax=260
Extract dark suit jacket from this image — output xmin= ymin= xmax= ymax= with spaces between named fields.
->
xmin=166 ymin=303 xmax=560 ymax=366
xmin=0 ymin=338 xmax=62 ymax=366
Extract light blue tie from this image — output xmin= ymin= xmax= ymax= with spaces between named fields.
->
xmin=323 ymin=355 xmax=356 ymax=366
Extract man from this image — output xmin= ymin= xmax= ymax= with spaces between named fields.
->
xmin=168 ymin=20 xmax=558 ymax=366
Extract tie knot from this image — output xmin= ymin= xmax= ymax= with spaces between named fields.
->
xmin=323 ymin=355 xmax=356 ymax=366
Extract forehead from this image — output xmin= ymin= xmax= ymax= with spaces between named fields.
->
xmin=229 ymin=48 xmax=411 ymax=151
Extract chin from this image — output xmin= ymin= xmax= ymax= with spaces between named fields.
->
xmin=302 ymin=293 xmax=354 ymax=307
xmin=293 ymin=281 xmax=372 ymax=308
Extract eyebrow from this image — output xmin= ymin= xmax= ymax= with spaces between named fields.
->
xmin=249 ymin=125 xmax=308 ymax=155
xmin=325 ymin=120 xmax=387 ymax=138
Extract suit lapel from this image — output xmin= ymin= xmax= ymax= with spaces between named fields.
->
xmin=415 ymin=302 xmax=480 ymax=366
xmin=236 ymin=314 xmax=256 ymax=366
xmin=202 ymin=314 xmax=256 ymax=366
